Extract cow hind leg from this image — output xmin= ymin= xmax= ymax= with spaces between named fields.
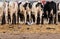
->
xmin=20 ymin=13 xmax=24 ymax=22
xmin=35 ymin=13 xmax=37 ymax=24
xmin=12 ymin=13 xmax=16 ymax=24
xmin=1 ymin=13 xmax=6 ymax=25
xmin=31 ymin=14 xmax=35 ymax=23
xmin=36 ymin=13 xmax=40 ymax=25
xmin=54 ymin=14 xmax=56 ymax=24
xmin=17 ymin=14 xmax=19 ymax=24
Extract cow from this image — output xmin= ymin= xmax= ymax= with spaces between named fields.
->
xmin=3 ymin=1 xmax=9 ymax=24
xmin=23 ymin=1 xmax=32 ymax=25
xmin=31 ymin=1 xmax=43 ymax=24
xmin=9 ymin=1 xmax=18 ymax=24
xmin=18 ymin=1 xmax=32 ymax=24
xmin=57 ymin=3 xmax=60 ymax=22
xmin=1 ymin=12 xmax=6 ymax=25
xmin=43 ymin=1 xmax=57 ymax=24
xmin=17 ymin=2 xmax=24 ymax=23
xmin=14 ymin=1 xmax=18 ymax=24
xmin=0 ymin=2 xmax=6 ymax=25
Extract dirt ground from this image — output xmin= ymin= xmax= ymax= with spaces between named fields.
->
xmin=0 ymin=24 xmax=60 ymax=39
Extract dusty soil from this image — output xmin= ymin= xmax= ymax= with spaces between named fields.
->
xmin=0 ymin=24 xmax=60 ymax=39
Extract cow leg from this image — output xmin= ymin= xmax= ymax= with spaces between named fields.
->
xmin=49 ymin=17 xmax=51 ymax=24
xmin=35 ymin=12 xmax=37 ymax=24
xmin=24 ymin=11 xmax=27 ymax=24
xmin=41 ymin=14 xmax=44 ymax=24
xmin=36 ymin=13 xmax=40 ymax=24
xmin=49 ymin=14 xmax=52 ymax=24
xmin=48 ymin=11 xmax=51 ymax=24
xmin=8 ymin=13 xmax=11 ymax=24
xmin=40 ymin=13 xmax=42 ymax=24
xmin=54 ymin=14 xmax=56 ymax=24
xmin=1 ymin=13 xmax=6 ymax=25
xmin=12 ymin=13 xmax=16 ymax=24
xmin=17 ymin=14 xmax=19 ymax=24
xmin=50 ymin=14 xmax=53 ymax=24
xmin=0 ymin=16 xmax=2 ymax=24
xmin=11 ymin=13 xmax=12 ymax=24
xmin=31 ymin=13 xmax=35 ymax=24
xmin=5 ymin=14 xmax=7 ymax=24
xmin=56 ymin=12 xmax=58 ymax=24
xmin=8 ymin=18 xmax=11 ymax=24
xmin=52 ymin=14 xmax=55 ymax=24
xmin=28 ymin=11 xmax=31 ymax=24
xmin=54 ymin=13 xmax=58 ymax=24
xmin=29 ymin=12 xmax=30 ymax=22
xmin=15 ymin=11 xmax=17 ymax=23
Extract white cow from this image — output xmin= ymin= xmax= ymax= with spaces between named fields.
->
xmin=3 ymin=2 xmax=9 ymax=24
xmin=14 ymin=1 xmax=18 ymax=23
xmin=9 ymin=1 xmax=18 ymax=24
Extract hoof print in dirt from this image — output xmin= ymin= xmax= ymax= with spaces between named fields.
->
xmin=3 ymin=32 xmax=6 ymax=33
xmin=18 ymin=26 xmax=21 ymax=29
xmin=27 ymin=28 xmax=30 ymax=30
xmin=0 ymin=38 xmax=1 ymax=39
xmin=9 ymin=26 xmax=14 ymax=28
xmin=23 ymin=37 xmax=26 ymax=39
xmin=46 ymin=27 xmax=55 ymax=30
xmin=23 ymin=37 xmax=28 ymax=39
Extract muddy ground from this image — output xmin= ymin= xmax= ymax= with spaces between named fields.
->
xmin=0 ymin=24 xmax=60 ymax=39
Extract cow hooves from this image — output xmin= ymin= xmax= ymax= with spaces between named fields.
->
xmin=55 ymin=23 xmax=58 ymax=25
xmin=36 ymin=23 xmax=40 ymax=25
xmin=25 ymin=23 xmax=28 ymax=25
xmin=37 ymin=24 xmax=39 ymax=25
xmin=1 ymin=24 xmax=5 ymax=25
xmin=1 ymin=24 xmax=3 ymax=25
